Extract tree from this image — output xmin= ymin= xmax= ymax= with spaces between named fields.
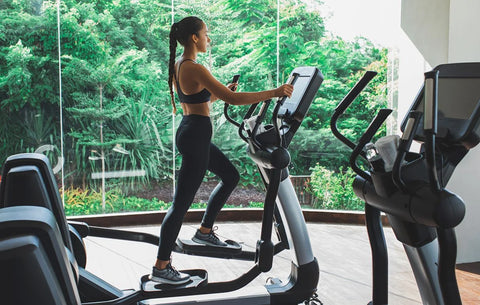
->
xmin=0 ymin=0 xmax=389 ymax=198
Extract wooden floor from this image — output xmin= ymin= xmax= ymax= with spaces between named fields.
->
xmin=83 ymin=222 xmax=480 ymax=305
xmin=457 ymin=262 xmax=480 ymax=305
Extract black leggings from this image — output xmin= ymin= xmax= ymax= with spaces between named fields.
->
xmin=157 ymin=115 xmax=240 ymax=261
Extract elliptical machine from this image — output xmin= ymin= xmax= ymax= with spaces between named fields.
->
xmin=331 ymin=62 xmax=480 ymax=305
xmin=0 ymin=66 xmax=323 ymax=305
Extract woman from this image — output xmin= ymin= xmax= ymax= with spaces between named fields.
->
xmin=150 ymin=16 xmax=294 ymax=285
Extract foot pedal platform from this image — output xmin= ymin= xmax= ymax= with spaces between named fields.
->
xmin=175 ymin=238 xmax=242 ymax=258
xmin=140 ymin=269 xmax=208 ymax=292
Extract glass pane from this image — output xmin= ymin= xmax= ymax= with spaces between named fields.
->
xmin=278 ymin=0 xmax=399 ymax=210
xmin=0 ymin=0 xmax=63 ymax=184
xmin=172 ymin=0 xmax=278 ymax=208
xmin=59 ymin=0 xmax=174 ymax=215
xmin=1 ymin=0 xmax=405 ymax=214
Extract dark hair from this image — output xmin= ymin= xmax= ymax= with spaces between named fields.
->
xmin=168 ymin=16 xmax=204 ymax=113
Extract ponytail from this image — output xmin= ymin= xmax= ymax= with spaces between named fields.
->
xmin=168 ymin=23 xmax=178 ymax=114
xmin=167 ymin=17 xmax=204 ymax=114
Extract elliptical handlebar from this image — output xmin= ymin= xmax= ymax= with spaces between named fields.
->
xmin=223 ymin=72 xmax=300 ymax=150
xmin=330 ymin=70 xmax=395 ymax=180
xmin=332 ymin=69 xmax=465 ymax=228
xmin=223 ymin=103 xmax=242 ymax=128
xmin=249 ymin=99 xmax=272 ymax=150
xmin=277 ymin=72 xmax=300 ymax=106
xmin=349 ymin=108 xmax=393 ymax=182
xmin=423 ymin=70 xmax=442 ymax=192
xmin=330 ymin=71 xmax=378 ymax=151
xmin=330 ymin=65 xmax=476 ymax=305
xmin=223 ymin=67 xmax=322 ymax=171
xmin=392 ymin=110 xmax=422 ymax=192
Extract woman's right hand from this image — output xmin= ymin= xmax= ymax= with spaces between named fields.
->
xmin=274 ymin=84 xmax=294 ymax=98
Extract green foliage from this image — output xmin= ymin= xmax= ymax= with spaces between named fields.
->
xmin=62 ymin=186 xmax=264 ymax=216
xmin=62 ymin=186 xmax=170 ymax=215
xmin=289 ymin=127 xmax=351 ymax=175
xmin=1 ymin=0 xmax=390 ymax=212
xmin=307 ymin=164 xmax=364 ymax=211
xmin=109 ymin=90 xmax=172 ymax=191
xmin=18 ymin=107 xmax=58 ymax=149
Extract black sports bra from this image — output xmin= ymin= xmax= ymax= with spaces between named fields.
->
xmin=176 ymin=59 xmax=211 ymax=104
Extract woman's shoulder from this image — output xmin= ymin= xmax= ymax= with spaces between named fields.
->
xmin=176 ymin=58 xmax=200 ymax=67
xmin=179 ymin=60 xmax=210 ymax=76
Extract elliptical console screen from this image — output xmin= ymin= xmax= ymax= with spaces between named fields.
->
xmin=402 ymin=63 xmax=480 ymax=148
xmin=280 ymin=66 xmax=323 ymax=122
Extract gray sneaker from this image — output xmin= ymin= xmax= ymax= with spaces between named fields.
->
xmin=192 ymin=228 xmax=228 ymax=247
xmin=149 ymin=264 xmax=190 ymax=285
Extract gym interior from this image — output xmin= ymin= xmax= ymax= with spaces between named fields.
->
xmin=1 ymin=0 xmax=479 ymax=304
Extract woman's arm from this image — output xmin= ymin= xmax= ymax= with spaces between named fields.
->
xmin=193 ymin=63 xmax=293 ymax=105
xmin=210 ymin=82 xmax=236 ymax=102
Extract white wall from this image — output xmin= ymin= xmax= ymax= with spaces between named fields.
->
xmin=396 ymin=34 xmax=426 ymax=133
xmin=401 ymin=0 xmax=450 ymax=67
xmin=400 ymin=0 xmax=480 ymax=263
xmin=444 ymin=0 xmax=480 ymax=264
xmin=448 ymin=0 xmax=480 ymax=63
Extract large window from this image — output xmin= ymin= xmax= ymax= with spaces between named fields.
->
xmin=0 ymin=0 xmax=402 ymax=214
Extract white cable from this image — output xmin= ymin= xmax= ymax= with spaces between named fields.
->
xmin=56 ymin=0 xmax=65 ymax=206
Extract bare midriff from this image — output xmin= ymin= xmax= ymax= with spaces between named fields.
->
xmin=181 ymin=101 xmax=211 ymax=117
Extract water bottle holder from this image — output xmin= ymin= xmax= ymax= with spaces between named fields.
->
xmin=371 ymin=152 xmax=429 ymax=197
xmin=254 ymin=124 xmax=277 ymax=146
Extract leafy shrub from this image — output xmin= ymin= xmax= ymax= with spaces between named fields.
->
xmin=61 ymin=187 xmax=264 ymax=216
xmin=62 ymin=187 xmax=170 ymax=216
xmin=307 ymin=164 xmax=364 ymax=211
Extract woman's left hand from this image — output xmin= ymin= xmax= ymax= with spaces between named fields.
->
xmin=227 ymin=83 xmax=238 ymax=92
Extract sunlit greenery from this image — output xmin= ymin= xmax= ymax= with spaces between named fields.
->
xmin=0 ymin=0 xmax=388 ymax=212
xmin=62 ymin=186 xmax=264 ymax=216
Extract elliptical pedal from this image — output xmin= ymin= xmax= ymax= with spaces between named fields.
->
xmin=175 ymin=238 xmax=242 ymax=258
xmin=140 ymin=269 xmax=208 ymax=292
